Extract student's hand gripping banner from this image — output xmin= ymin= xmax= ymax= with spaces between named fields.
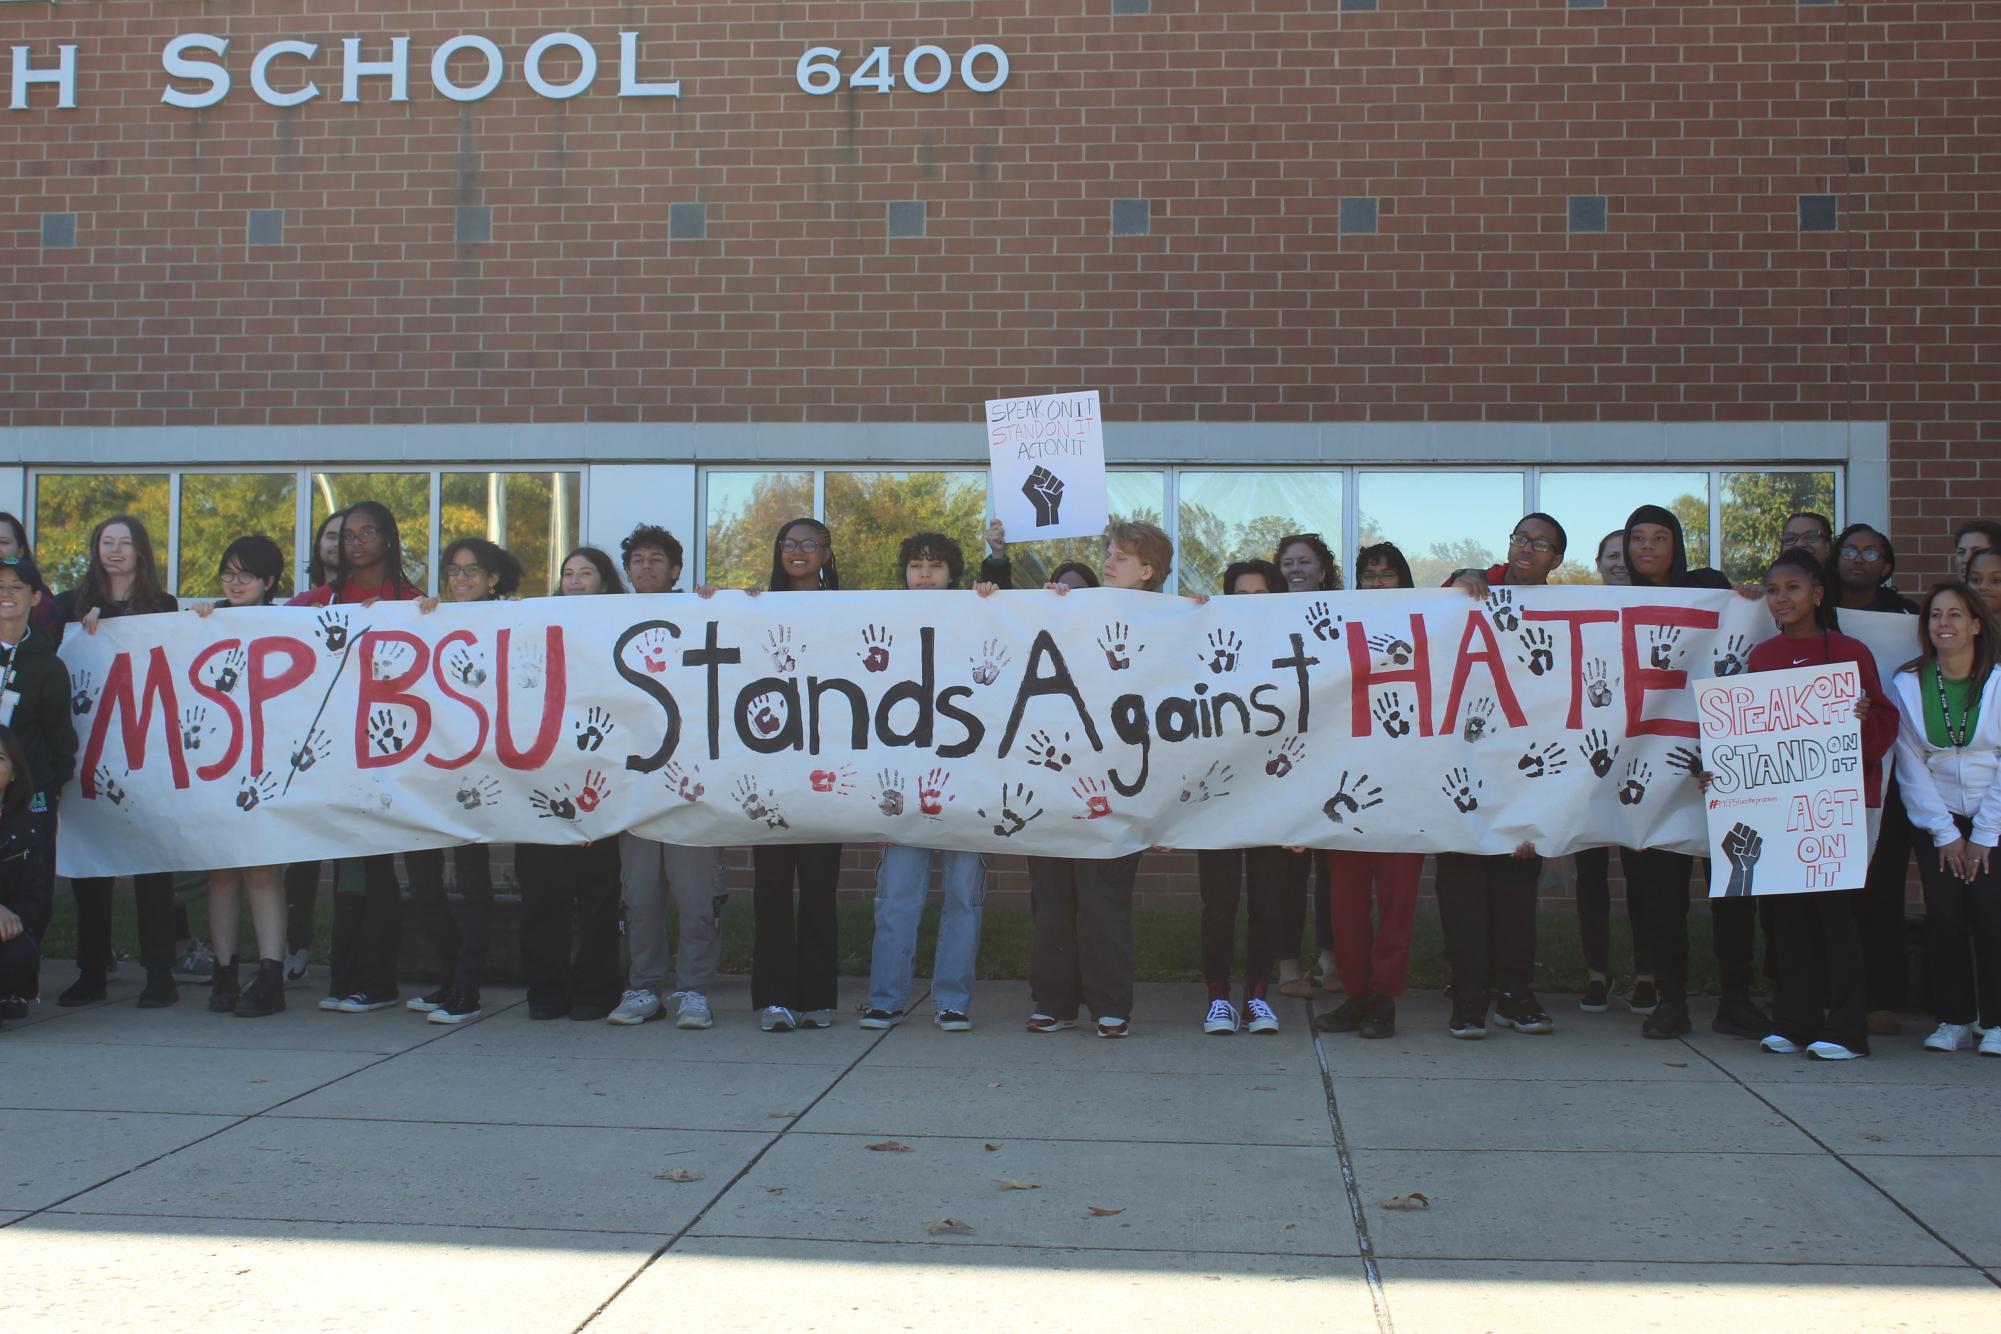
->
xmin=1694 ymin=663 xmax=1872 ymax=899
xmin=55 ymin=589 xmax=1921 ymax=878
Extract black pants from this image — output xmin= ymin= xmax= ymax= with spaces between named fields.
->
xmin=407 ymin=844 xmax=496 ymax=1001
xmin=1770 ymin=889 xmax=1868 ymax=1052
xmin=1275 ymin=849 xmax=1329 ymax=961
xmin=71 ymin=873 xmax=177 ymax=976
xmin=1574 ymin=846 xmax=1651 ymax=976
xmin=0 ymin=931 xmax=40 ymax=998
xmin=1027 ymin=852 xmax=1142 ymax=1020
xmin=328 ymin=855 xmax=403 ymax=1000
xmin=1196 ymin=847 xmax=1294 ymax=993
xmin=751 ymin=843 xmax=841 ymax=1011
xmin=1630 ymin=850 xmax=1760 ymax=1005
xmin=1917 ymin=816 xmax=2001 ymax=1027
xmin=285 ymin=860 xmax=322 ymax=957
xmin=1435 ymin=852 xmax=1540 ymax=997
xmin=516 ymin=841 xmax=623 ymax=1013
xmin=1855 ymin=782 xmax=1914 ymax=1010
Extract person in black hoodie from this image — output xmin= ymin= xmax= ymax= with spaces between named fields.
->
xmin=1622 ymin=504 xmax=1768 ymax=1039
xmin=0 ymin=559 xmax=74 ymax=1013
xmin=0 ymin=725 xmax=52 ymax=1025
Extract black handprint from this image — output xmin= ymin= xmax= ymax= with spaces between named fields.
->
xmin=1441 ymin=767 xmax=1482 ymax=814
xmin=1665 ymin=745 xmax=1703 ymax=777
xmin=180 ymin=705 xmax=209 ymax=751
xmin=1322 ymin=770 xmax=1385 ymax=830
xmin=970 ymin=640 xmax=1010 ymax=686
xmin=93 ymin=765 xmax=126 ymax=807
xmin=1178 ymin=761 xmax=1233 ymax=804
xmin=212 ymin=647 xmax=247 ymax=695
xmin=1486 ymin=588 xmax=1520 ymax=632
xmin=1585 ymin=727 xmax=1620 ymax=778
xmin=1584 ymin=658 xmax=1614 ymax=710
xmin=1026 ymin=729 xmax=1073 ymax=773
xmin=1372 ymin=691 xmax=1413 ymax=739
xmin=530 ymin=786 xmax=579 ymax=822
xmin=1097 ymin=623 xmax=1139 ymax=671
xmin=1648 ymin=626 xmax=1683 ymax=671
xmin=446 ymin=647 xmax=488 ymax=688
xmin=1712 ymin=634 xmax=1751 ymax=677
xmin=1305 ymin=600 xmax=1341 ymax=643
xmin=1265 ymin=734 xmax=1305 ymax=778
xmin=1517 ymin=626 xmax=1555 ymax=677
xmin=575 ymin=706 xmax=614 ymax=752
xmin=290 ymin=727 xmax=332 ymax=773
xmin=1367 ymin=634 xmax=1414 ymax=668
xmin=1021 ymin=465 xmax=1065 ymax=527
xmin=978 ymin=782 xmax=1044 ymax=837
xmin=1619 ymin=759 xmax=1653 ymax=806
xmin=877 ymin=769 xmax=906 ymax=818
xmin=315 ymin=610 xmax=350 ymax=654
xmin=1203 ymin=629 xmax=1243 ymax=674
xmin=1463 ymin=697 xmax=1496 ymax=742
xmin=368 ymin=708 xmax=407 ymax=755
xmin=1517 ymin=741 xmax=1569 ymax=779
xmin=455 ymin=775 xmax=502 ymax=809
xmin=1721 ymin=822 xmax=1764 ymax=897
xmin=71 ymin=671 xmax=96 ymax=716
xmin=235 ymin=771 xmax=277 ymax=812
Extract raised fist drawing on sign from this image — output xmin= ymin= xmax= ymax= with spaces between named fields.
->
xmin=1021 ymin=465 xmax=1065 ymax=527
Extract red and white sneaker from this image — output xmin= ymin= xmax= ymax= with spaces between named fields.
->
xmin=1243 ymin=998 xmax=1280 ymax=1035
xmin=1025 ymin=1012 xmax=1076 ymax=1034
xmin=1203 ymin=999 xmax=1240 ymax=1036
xmin=1096 ymin=1016 xmax=1130 ymax=1039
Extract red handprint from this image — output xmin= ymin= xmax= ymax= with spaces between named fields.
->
xmin=809 ymin=766 xmax=855 ymax=797
xmin=1071 ymin=775 xmax=1112 ymax=820
xmin=918 ymin=767 xmax=952 ymax=817
xmin=576 ymin=769 xmax=609 ymax=813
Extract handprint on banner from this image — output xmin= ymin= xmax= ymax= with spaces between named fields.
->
xmin=530 ymin=785 xmax=580 ymax=822
xmin=210 ymin=647 xmax=247 ymax=695
xmin=732 ymin=777 xmax=789 ymax=829
xmin=876 ymin=769 xmax=906 ymax=817
xmin=179 ymin=705 xmax=209 ymax=752
xmin=1441 ymin=767 xmax=1483 ymax=814
xmin=1585 ymin=727 xmax=1620 ymax=779
xmin=1712 ymin=634 xmax=1751 ymax=677
xmin=93 ymin=765 xmax=128 ymax=807
xmin=1097 ymin=623 xmax=1142 ymax=671
xmin=623 ymin=627 xmax=672 ymax=675
xmin=765 ymin=626 xmax=801 ymax=674
xmin=370 ymin=640 xmax=414 ymax=681
xmin=978 ymin=782 xmax=1044 ymax=837
xmin=315 ymin=610 xmax=350 ymax=654
xmin=1265 ymin=734 xmax=1306 ymax=778
xmin=1647 ymin=625 xmax=1684 ymax=671
xmin=1071 ymin=775 xmax=1113 ymax=820
xmin=1486 ymin=588 xmax=1520 ymax=632
xmin=663 ymin=760 xmax=705 ymax=804
xmin=1516 ymin=742 xmax=1570 ymax=779
xmin=1367 ymin=634 xmax=1414 ymax=668
xmin=1027 ymin=729 xmax=1073 ymax=773
xmin=1201 ymin=629 xmax=1243 ymax=674
xmin=1462 ymin=697 xmax=1496 ymax=743
xmin=575 ymin=706 xmax=615 ymax=752
xmin=576 ymin=769 xmax=610 ymax=813
xmin=290 ymin=727 xmax=332 ymax=774
xmin=858 ymin=625 xmax=893 ymax=673
xmin=1021 ymin=464 xmax=1065 ymax=527
xmin=454 ymin=775 xmax=503 ymax=810
xmin=1517 ymin=626 xmax=1555 ymax=677
xmin=511 ymin=645 xmax=545 ymax=691
xmin=235 ymin=771 xmax=278 ymax=812
xmin=1304 ymin=600 xmax=1342 ymax=643
xmin=969 ymin=639 xmax=1011 ymax=686
xmin=1584 ymin=658 xmax=1614 ymax=710
xmin=918 ymin=768 xmax=954 ymax=818
xmin=1664 ymin=745 xmax=1702 ymax=777
xmin=1721 ymin=822 xmax=1764 ymax=897
xmin=747 ymin=692 xmax=788 ymax=738
xmin=1619 ymin=759 xmax=1654 ymax=806
xmin=368 ymin=708 xmax=409 ymax=755
xmin=1322 ymin=770 xmax=1384 ymax=831
xmin=1178 ymin=762 xmax=1233 ymax=804
xmin=1372 ymin=691 xmax=1413 ymax=739
xmin=70 ymin=670 xmax=97 ymax=717
xmin=808 ymin=765 xmax=857 ymax=797
xmin=445 ymin=646 xmax=488 ymax=688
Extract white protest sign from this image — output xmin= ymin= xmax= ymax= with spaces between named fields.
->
xmin=1694 ymin=662 xmax=1870 ymax=898
xmin=986 ymin=390 xmax=1108 ymax=540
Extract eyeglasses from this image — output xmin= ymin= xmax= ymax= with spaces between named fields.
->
xmin=1507 ymin=534 xmax=1556 ymax=555
xmin=341 ymin=527 xmax=381 ymax=543
xmin=1780 ymin=531 xmax=1829 ymax=547
xmin=218 ymin=569 xmax=259 ymax=584
xmin=446 ymin=563 xmax=487 ymax=578
xmin=779 ymin=539 xmax=824 ymax=553
xmin=1839 ymin=545 xmax=1883 ymax=563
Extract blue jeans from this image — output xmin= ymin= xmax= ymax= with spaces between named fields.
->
xmin=867 ymin=844 xmax=989 ymax=1015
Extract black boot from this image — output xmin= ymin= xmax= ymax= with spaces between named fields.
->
xmin=208 ymin=958 xmax=241 ymax=1013
xmin=137 ymin=967 xmax=179 ymax=1009
xmin=57 ymin=970 xmax=108 ymax=1007
xmin=236 ymin=959 xmax=286 ymax=1019
xmin=1642 ymin=997 xmax=1692 ymax=1039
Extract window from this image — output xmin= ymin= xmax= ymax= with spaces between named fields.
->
xmin=1357 ymin=471 xmax=1526 ymax=589
xmin=1005 ymin=471 xmax=1168 ymax=588
xmin=178 ymin=473 xmax=298 ymax=599
xmin=1538 ymin=471 xmax=1709 ymax=581
xmin=1720 ymin=469 xmax=1837 ymax=585
xmin=823 ymin=470 xmax=986 ymax=590
xmin=32 ymin=473 xmax=172 ymax=594
xmin=311 ymin=471 xmax=432 ymax=590
xmin=703 ymin=470 xmax=814 ymax=590
xmin=440 ymin=472 xmax=581 ymax=598
xmin=1177 ymin=471 xmax=1342 ymax=594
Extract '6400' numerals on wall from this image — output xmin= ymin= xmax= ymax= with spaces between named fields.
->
xmin=795 ymin=45 xmax=1010 ymax=96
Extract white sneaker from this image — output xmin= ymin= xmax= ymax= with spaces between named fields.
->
xmin=331 ymin=993 xmax=399 ymax=1014
xmin=672 ymin=990 xmax=713 ymax=1030
xmin=608 ymin=988 xmax=663 ymax=1026
xmin=761 ymin=1005 xmax=799 ymax=1033
xmin=172 ymin=939 xmax=216 ymax=982
xmin=1806 ymin=1040 xmax=1863 ymax=1061
xmin=1924 ymin=1022 xmax=1975 ymax=1052
xmin=1760 ymin=1033 xmax=1804 ymax=1054
xmin=1203 ymin=998 xmax=1240 ymax=1036
xmin=283 ymin=947 xmax=311 ymax=985
xmin=427 ymin=999 xmax=483 ymax=1025
xmin=316 ymin=995 xmax=344 ymax=1012
xmin=1244 ymin=998 xmax=1280 ymax=1035
xmin=1096 ymin=1016 xmax=1130 ymax=1039
xmin=796 ymin=1009 xmax=834 ymax=1029
xmin=934 ymin=1009 xmax=973 ymax=1032
xmin=1980 ymin=1028 xmax=2001 ymax=1058
xmin=405 ymin=987 xmax=449 ymax=1014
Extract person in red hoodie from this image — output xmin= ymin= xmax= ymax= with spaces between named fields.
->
xmin=1701 ymin=551 xmax=1897 ymax=1059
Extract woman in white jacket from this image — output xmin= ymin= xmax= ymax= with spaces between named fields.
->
xmin=1892 ymin=583 xmax=2001 ymax=1055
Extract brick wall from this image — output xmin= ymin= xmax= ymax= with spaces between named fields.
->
xmin=1 ymin=1 xmax=1994 ymax=565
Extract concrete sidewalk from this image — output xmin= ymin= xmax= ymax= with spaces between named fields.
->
xmin=3 ymin=967 xmax=1996 ymax=1332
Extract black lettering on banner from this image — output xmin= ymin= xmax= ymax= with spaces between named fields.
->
xmin=614 ymin=620 xmax=683 ymax=774
xmin=809 ymin=676 xmax=870 ymax=754
xmin=935 ymin=685 xmax=987 ymax=759
xmin=875 ymin=626 xmax=938 ymax=747
xmin=1269 ymin=632 xmax=1320 ymax=733
xmin=736 ymin=677 xmax=804 ymax=753
xmin=1248 ymin=683 xmax=1287 ymax=736
xmin=996 ymin=631 xmax=1103 ymax=757
xmin=684 ymin=620 xmax=744 ymax=761
xmin=1109 ymin=693 xmax=1150 ymax=796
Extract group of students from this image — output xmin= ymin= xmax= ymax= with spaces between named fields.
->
xmin=0 ymin=500 xmax=1997 ymax=1064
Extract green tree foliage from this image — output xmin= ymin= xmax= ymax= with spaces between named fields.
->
xmin=1174 ymin=505 xmax=1300 ymax=594
xmin=32 ymin=474 xmax=172 ymax=595
xmin=1719 ymin=471 xmax=1836 ymax=584
xmin=825 ymin=471 xmax=988 ymax=590
xmin=439 ymin=471 xmax=578 ymax=598
xmin=703 ymin=473 xmax=814 ymax=590
xmin=310 ymin=472 xmax=432 ymax=590
xmin=176 ymin=474 xmax=297 ymax=598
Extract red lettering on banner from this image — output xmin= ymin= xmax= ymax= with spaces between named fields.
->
xmin=1344 ymin=614 xmax=1433 ymax=738
xmin=1526 ymin=608 xmax=1620 ymax=730
xmin=1438 ymin=611 xmax=1527 ymax=734
xmin=496 ymin=627 xmax=565 ymax=770
xmin=428 ymin=629 xmax=488 ymax=770
xmin=248 ymin=636 xmax=316 ymax=775
xmin=186 ymin=640 xmax=246 ymax=781
xmin=353 ymin=630 xmax=433 ymax=768
xmin=1620 ymin=605 xmax=1719 ymax=740
xmin=81 ymin=648 xmax=189 ymax=794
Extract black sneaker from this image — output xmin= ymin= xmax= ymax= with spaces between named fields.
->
xmin=1579 ymin=978 xmax=1610 ymax=1013
xmin=235 ymin=960 xmax=286 ymax=1018
xmin=1313 ymin=994 xmax=1370 ymax=1034
xmin=1493 ymin=991 xmax=1554 ymax=1035
xmin=528 ymin=999 xmax=570 ymax=1021
xmin=137 ymin=968 xmax=179 ymax=1009
xmin=406 ymin=986 xmax=451 ymax=1014
xmin=1358 ymin=994 xmax=1396 ymax=1040
xmin=859 ymin=1008 xmax=905 ymax=1031
xmin=1642 ymin=997 xmax=1692 ymax=1039
xmin=1627 ymin=979 xmax=1659 ymax=1016
xmin=0 ymin=994 xmax=29 ymax=1019
xmin=207 ymin=958 xmax=241 ymax=1013
xmin=1448 ymin=996 xmax=1488 ymax=1040
xmin=58 ymin=972 xmax=107 ymax=1007
xmin=1711 ymin=995 xmax=1771 ymax=1039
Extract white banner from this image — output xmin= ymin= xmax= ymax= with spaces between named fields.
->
xmin=1695 ymin=663 xmax=1871 ymax=898
xmin=985 ymin=390 xmax=1107 ymax=541
xmin=53 ymin=588 xmax=1921 ymax=878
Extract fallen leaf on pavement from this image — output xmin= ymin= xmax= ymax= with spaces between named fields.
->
xmin=1249 ymin=1085 xmax=1277 ymax=1092
xmin=1379 ymin=1193 xmax=1430 ymax=1211
xmin=654 ymin=1168 xmax=702 ymax=1183
xmin=927 ymin=1218 xmax=975 ymax=1236
xmin=768 ymin=1110 xmax=799 ymax=1119
xmin=866 ymin=1140 xmax=913 ymax=1153
xmin=1858 ymin=1132 xmax=1889 ymax=1142
xmin=1283 ymin=1223 xmax=1296 ymax=1230
xmin=1663 ymin=1062 xmax=1689 ymax=1069
xmin=1087 ymin=1205 xmax=1125 ymax=1217
xmin=998 ymin=1179 xmax=1039 ymax=1191
xmin=766 ymin=1186 xmax=786 ymax=1193
xmin=989 ymin=1081 xmax=1002 ymax=1088
xmin=983 ymin=1142 xmax=1001 ymax=1152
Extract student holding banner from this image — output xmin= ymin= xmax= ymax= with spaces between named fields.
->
xmin=0 ymin=557 xmax=73 ymax=1012
xmin=283 ymin=507 xmax=348 ymax=985
xmin=1890 ymin=584 xmax=2001 ymax=1056
xmin=1273 ymin=532 xmax=1341 ymax=998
